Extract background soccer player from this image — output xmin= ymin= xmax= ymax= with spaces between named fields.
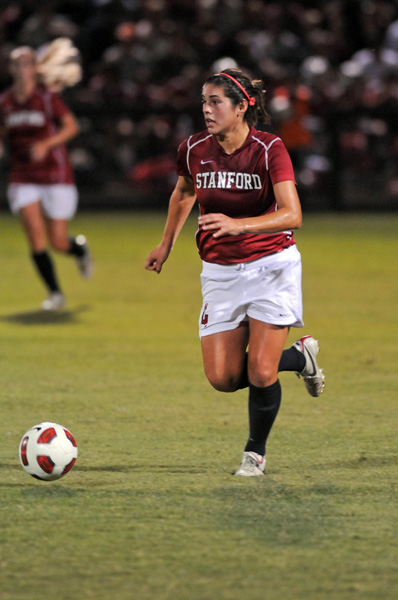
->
xmin=0 ymin=44 xmax=93 ymax=311
xmin=145 ymin=67 xmax=325 ymax=477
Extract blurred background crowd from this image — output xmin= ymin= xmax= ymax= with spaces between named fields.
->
xmin=1 ymin=0 xmax=398 ymax=211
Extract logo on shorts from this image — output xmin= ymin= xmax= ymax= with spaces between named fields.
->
xmin=200 ymin=303 xmax=209 ymax=327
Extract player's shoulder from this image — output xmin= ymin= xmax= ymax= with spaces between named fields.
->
xmin=178 ymin=130 xmax=212 ymax=153
xmin=188 ymin=129 xmax=213 ymax=146
xmin=249 ymin=128 xmax=283 ymax=146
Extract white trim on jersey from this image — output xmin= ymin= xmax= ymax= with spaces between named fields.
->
xmin=186 ymin=133 xmax=212 ymax=175
xmin=251 ymin=134 xmax=293 ymax=237
xmin=251 ymin=135 xmax=281 ymax=171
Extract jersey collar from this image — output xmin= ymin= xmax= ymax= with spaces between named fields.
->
xmin=210 ymin=125 xmax=256 ymax=157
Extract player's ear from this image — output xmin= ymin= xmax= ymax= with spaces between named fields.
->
xmin=237 ymin=99 xmax=248 ymax=115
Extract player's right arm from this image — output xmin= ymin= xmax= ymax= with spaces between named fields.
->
xmin=30 ymin=111 xmax=79 ymax=162
xmin=145 ymin=175 xmax=196 ymax=273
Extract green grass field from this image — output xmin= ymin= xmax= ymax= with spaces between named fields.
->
xmin=0 ymin=211 xmax=397 ymax=600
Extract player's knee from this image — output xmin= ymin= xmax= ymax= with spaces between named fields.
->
xmin=209 ymin=378 xmax=237 ymax=393
xmin=248 ymin=361 xmax=277 ymax=388
xmin=30 ymin=242 xmax=47 ymax=253
xmin=205 ymin=368 xmax=238 ymax=393
xmin=49 ymin=237 xmax=68 ymax=252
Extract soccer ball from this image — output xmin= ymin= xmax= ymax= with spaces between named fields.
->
xmin=19 ymin=422 xmax=78 ymax=481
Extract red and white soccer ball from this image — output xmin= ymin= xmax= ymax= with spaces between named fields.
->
xmin=19 ymin=422 xmax=78 ymax=481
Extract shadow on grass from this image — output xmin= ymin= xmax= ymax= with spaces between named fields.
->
xmin=0 ymin=304 xmax=91 ymax=326
xmin=75 ymin=464 xmax=207 ymax=474
xmin=0 ymin=463 xmax=207 ymax=484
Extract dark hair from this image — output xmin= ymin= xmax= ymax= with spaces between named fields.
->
xmin=204 ymin=67 xmax=271 ymax=126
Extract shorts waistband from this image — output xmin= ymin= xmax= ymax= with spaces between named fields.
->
xmin=202 ymin=245 xmax=298 ymax=273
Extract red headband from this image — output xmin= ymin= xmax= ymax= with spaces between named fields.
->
xmin=218 ymin=72 xmax=256 ymax=106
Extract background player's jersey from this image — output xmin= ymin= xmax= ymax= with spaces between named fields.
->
xmin=0 ymin=85 xmax=74 ymax=184
xmin=177 ymin=126 xmax=297 ymax=264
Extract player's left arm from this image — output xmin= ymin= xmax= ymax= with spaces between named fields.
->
xmin=199 ymin=180 xmax=302 ymax=238
xmin=30 ymin=111 xmax=79 ymax=162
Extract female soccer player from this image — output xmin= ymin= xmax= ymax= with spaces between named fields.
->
xmin=145 ymin=68 xmax=325 ymax=476
xmin=0 ymin=43 xmax=93 ymax=310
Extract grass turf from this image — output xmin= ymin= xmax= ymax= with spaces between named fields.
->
xmin=0 ymin=211 xmax=397 ymax=600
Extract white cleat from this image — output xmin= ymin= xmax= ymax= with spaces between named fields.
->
xmin=75 ymin=235 xmax=94 ymax=279
xmin=41 ymin=292 xmax=66 ymax=311
xmin=293 ymin=335 xmax=325 ymax=397
xmin=234 ymin=451 xmax=266 ymax=477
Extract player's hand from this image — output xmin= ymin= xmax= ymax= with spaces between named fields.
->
xmin=30 ymin=140 xmax=50 ymax=162
xmin=198 ymin=213 xmax=244 ymax=238
xmin=145 ymin=243 xmax=171 ymax=274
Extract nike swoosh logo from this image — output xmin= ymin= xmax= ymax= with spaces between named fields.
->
xmin=307 ymin=352 xmax=317 ymax=377
xmin=200 ymin=160 xmax=214 ymax=165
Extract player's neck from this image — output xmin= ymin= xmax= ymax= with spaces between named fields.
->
xmin=215 ymin=123 xmax=250 ymax=155
xmin=13 ymin=80 xmax=36 ymax=103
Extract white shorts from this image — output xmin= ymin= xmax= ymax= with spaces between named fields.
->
xmin=8 ymin=184 xmax=78 ymax=220
xmin=199 ymin=245 xmax=304 ymax=338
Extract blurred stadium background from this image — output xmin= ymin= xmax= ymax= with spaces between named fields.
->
xmin=1 ymin=0 xmax=398 ymax=212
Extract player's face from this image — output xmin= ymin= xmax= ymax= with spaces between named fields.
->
xmin=202 ymin=84 xmax=242 ymax=135
xmin=10 ymin=54 xmax=37 ymax=83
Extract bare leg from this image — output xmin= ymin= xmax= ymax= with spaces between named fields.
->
xmin=201 ymin=323 xmax=249 ymax=392
xmin=241 ymin=319 xmax=288 ymax=458
xmin=246 ymin=319 xmax=289 ymax=387
xmin=45 ymin=217 xmax=94 ymax=279
xmin=19 ymin=202 xmax=47 ymax=252
xmin=19 ymin=203 xmax=62 ymax=295
xmin=45 ymin=217 xmax=70 ymax=252
xmin=201 ymin=319 xmax=289 ymax=470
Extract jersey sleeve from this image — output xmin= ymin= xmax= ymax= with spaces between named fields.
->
xmin=176 ymin=138 xmax=191 ymax=178
xmin=267 ymin=139 xmax=296 ymax=185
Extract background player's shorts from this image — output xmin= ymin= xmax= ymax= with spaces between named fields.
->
xmin=8 ymin=184 xmax=78 ymax=220
xmin=199 ymin=245 xmax=303 ymax=338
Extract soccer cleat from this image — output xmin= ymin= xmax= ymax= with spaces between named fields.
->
xmin=75 ymin=235 xmax=94 ymax=279
xmin=234 ymin=451 xmax=266 ymax=477
xmin=293 ymin=335 xmax=325 ymax=397
xmin=41 ymin=292 xmax=66 ymax=311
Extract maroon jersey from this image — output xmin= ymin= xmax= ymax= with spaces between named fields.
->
xmin=0 ymin=85 xmax=74 ymax=184
xmin=177 ymin=126 xmax=297 ymax=264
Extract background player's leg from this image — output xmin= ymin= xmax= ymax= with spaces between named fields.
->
xmin=46 ymin=218 xmax=94 ymax=279
xmin=45 ymin=218 xmax=70 ymax=252
xmin=19 ymin=203 xmax=62 ymax=295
